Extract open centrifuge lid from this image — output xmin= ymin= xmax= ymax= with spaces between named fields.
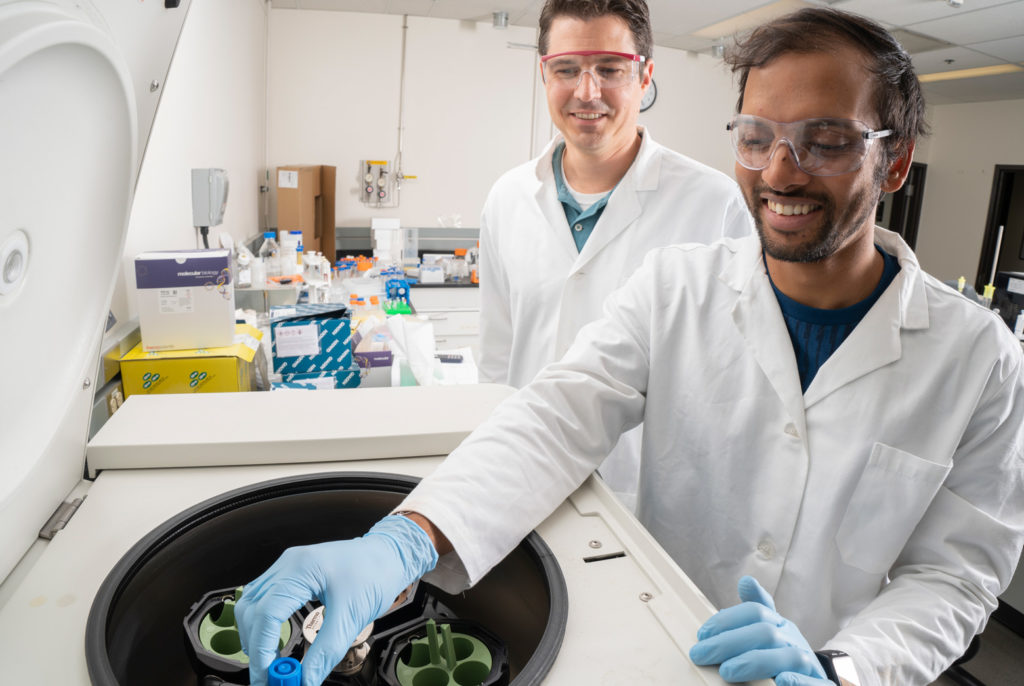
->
xmin=0 ymin=0 xmax=183 ymax=582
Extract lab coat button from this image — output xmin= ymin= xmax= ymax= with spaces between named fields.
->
xmin=573 ymin=223 xmax=584 ymax=232
xmin=756 ymin=540 xmax=775 ymax=559
xmin=784 ymin=423 xmax=799 ymax=438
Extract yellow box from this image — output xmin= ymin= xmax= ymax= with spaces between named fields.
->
xmin=120 ymin=324 xmax=263 ymax=397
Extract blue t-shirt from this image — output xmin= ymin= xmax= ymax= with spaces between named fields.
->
xmin=769 ymin=246 xmax=901 ymax=392
xmin=552 ymin=142 xmax=614 ymax=252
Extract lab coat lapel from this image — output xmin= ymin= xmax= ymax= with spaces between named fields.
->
xmin=803 ymin=229 xmax=930 ymax=408
xmin=572 ymin=129 xmax=657 ymax=273
xmin=573 ymin=182 xmax=642 ymax=270
xmin=534 ymin=138 xmax=584 ymax=263
xmin=726 ymin=242 xmax=808 ymax=437
xmin=802 ymin=289 xmax=902 ymax=408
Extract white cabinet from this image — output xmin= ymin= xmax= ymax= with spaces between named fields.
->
xmin=410 ymin=286 xmax=480 ymax=360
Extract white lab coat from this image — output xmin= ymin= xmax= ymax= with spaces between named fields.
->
xmin=477 ymin=128 xmax=752 ymax=509
xmin=404 ymin=229 xmax=1024 ymax=686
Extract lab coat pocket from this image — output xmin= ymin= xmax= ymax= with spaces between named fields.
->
xmin=836 ymin=443 xmax=952 ymax=575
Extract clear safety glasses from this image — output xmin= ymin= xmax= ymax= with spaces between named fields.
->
xmin=726 ymin=115 xmax=892 ymax=177
xmin=540 ymin=50 xmax=645 ymax=89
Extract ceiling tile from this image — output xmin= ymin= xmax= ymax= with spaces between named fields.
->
xmin=970 ymin=34 xmax=1024 ymax=61
xmin=830 ymin=0 xmax=1011 ymax=28
xmin=688 ymin=0 xmax=817 ymax=39
xmin=909 ymin=1 xmax=1024 ymax=44
xmin=912 ymin=45 xmax=1002 ymax=73
xmin=649 ymin=1 xmax=774 ymax=34
xmin=293 ymin=0 xmax=388 ymax=11
xmin=385 ymin=0 xmax=438 ymax=16
xmin=425 ymin=1 xmax=507 ymax=22
xmin=890 ymin=28 xmax=952 ymax=54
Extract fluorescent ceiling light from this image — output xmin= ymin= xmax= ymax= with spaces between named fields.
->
xmin=919 ymin=64 xmax=1024 ymax=82
xmin=693 ymin=0 xmax=814 ymax=39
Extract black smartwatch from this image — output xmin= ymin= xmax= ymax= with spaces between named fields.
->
xmin=815 ymin=649 xmax=860 ymax=685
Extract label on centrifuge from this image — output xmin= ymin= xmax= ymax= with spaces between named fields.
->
xmin=158 ymin=288 xmax=194 ymax=314
xmin=278 ymin=170 xmax=299 ymax=189
xmin=275 ymin=323 xmax=320 ymax=357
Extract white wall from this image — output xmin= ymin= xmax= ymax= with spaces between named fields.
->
xmin=266 ymin=10 xmax=741 ymax=232
xmin=639 ymin=48 xmax=739 ymax=177
xmin=914 ymin=98 xmax=1024 ymax=283
xmin=267 ymin=11 xmax=539 ymax=230
xmin=112 ymin=0 xmax=269 ymax=322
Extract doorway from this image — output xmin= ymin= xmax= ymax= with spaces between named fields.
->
xmin=975 ymin=165 xmax=1024 ymax=292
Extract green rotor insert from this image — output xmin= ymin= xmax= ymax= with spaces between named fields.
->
xmin=394 ymin=619 xmax=493 ymax=686
xmin=197 ymin=587 xmax=292 ymax=664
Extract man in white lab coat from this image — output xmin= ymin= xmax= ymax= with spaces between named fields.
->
xmin=477 ymin=0 xmax=752 ymax=510
xmin=237 ymin=9 xmax=1024 ymax=686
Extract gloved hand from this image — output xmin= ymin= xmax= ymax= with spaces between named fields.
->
xmin=689 ymin=576 xmax=832 ymax=685
xmin=235 ymin=515 xmax=439 ymax=686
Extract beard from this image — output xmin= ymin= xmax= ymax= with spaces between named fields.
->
xmin=744 ymin=182 xmax=881 ymax=263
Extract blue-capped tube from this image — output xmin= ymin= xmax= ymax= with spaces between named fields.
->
xmin=268 ymin=656 xmax=302 ymax=686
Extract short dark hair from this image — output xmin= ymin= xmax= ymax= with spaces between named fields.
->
xmin=538 ymin=0 xmax=653 ymax=61
xmin=725 ymin=8 xmax=928 ymax=162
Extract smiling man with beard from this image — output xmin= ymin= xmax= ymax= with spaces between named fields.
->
xmin=237 ymin=9 xmax=1024 ymax=686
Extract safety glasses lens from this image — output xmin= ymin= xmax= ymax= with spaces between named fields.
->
xmin=543 ymin=55 xmax=637 ymax=88
xmin=729 ymin=117 xmax=875 ymax=176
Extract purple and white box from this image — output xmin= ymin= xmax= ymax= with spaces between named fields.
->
xmin=135 ymin=249 xmax=235 ymax=352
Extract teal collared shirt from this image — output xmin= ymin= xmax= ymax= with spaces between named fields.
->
xmin=552 ymin=142 xmax=614 ymax=252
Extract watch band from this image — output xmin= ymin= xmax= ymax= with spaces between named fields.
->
xmin=815 ymin=649 xmax=860 ymax=686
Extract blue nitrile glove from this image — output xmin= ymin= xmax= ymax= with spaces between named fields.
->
xmin=235 ymin=515 xmax=439 ymax=686
xmin=689 ymin=576 xmax=832 ymax=685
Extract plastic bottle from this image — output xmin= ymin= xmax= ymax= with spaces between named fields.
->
xmin=280 ymin=243 xmax=297 ymax=278
xmin=368 ymin=295 xmax=384 ymax=317
xmin=235 ymin=245 xmax=255 ymax=288
xmin=449 ymin=248 xmax=469 ymax=283
xmin=468 ymin=241 xmax=480 ymax=284
xmin=286 ymin=231 xmax=303 ymax=273
xmin=258 ymin=231 xmax=281 ymax=279
xmin=251 ymin=254 xmax=266 ymax=287
xmin=295 ymin=245 xmax=304 ymax=277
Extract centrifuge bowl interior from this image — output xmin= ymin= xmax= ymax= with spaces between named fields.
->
xmin=85 ymin=472 xmax=567 ymax=685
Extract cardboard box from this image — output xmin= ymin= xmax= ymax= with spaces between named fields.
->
xmin=270 ymin=303 xmax=353 ymax=374
xmin=280 ymin=366 xmax=362 ymax=389
xmin=135 ymin=249 xmax=235 ymax=352
xmin=120 ymin=325 xmax=262 ymax=397
xmin=277 ymin=165 xmax=336 ymax=260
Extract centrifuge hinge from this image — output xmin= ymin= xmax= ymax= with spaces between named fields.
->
xmin=39 ymin=497 xmax=85 ymax=540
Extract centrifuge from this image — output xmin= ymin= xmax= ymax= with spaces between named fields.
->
xmin=0 ymin=2 xmax=767 ymax=684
